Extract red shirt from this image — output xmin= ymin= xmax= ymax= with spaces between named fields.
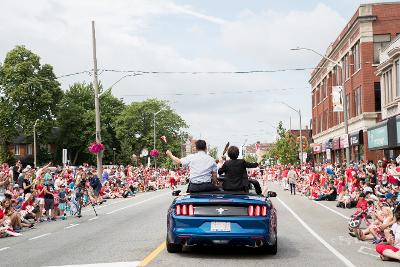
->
xmin=22 ymin=200 xmax=34 ymax=210
xmin=0 ymin=208 xmax=4 ymax=219
xmin=36 ymin=185 xmax=45 ymax=198
xmin=356 ymin=199 xmax=367 ymax=210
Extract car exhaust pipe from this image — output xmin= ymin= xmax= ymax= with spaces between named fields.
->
xmin=255 ymin=240 xmax=263 ymax=247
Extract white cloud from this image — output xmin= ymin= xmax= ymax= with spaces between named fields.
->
xmin=0 ymin=1 xmax=348 ymax=153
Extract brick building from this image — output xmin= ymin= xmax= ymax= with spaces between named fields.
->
xmin=311 ymin=2 xmax=400 ymax=164
xmin=375 ymin=34 xmax=400 ymax=158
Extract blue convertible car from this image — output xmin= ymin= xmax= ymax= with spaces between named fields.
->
xmin=166 ymin=188 xmax=277 ymax=254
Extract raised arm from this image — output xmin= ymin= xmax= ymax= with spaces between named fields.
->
xmin=244 ymin=161 xmax=259 ymax=169
xmin=166 ymin=150 xmax=181 ymax=165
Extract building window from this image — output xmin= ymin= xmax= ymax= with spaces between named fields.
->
xmin=354 ymin=87 xmax=362 ymax=116
xmin=352 ymin=42 xmax=361 ymax=71
xmin=27 ymin=144 xmax=33 ymax=155
xmin=320 ymin=114 xmax=323 ymax=133
xmin=396 ymin=60 xmax=400 ymax=97
xmin=385 ymin=69 xmax=393 ymax=104
xmin=373 ymin=34 xmax=391 ymax=64
xmin=344 ymin=55 xmax=350 ymax=80
xmin=325 ymin=110 xmax=329 ymax=130
xmin=14 ymin=145 xmax=20 ymax=156
xmin=375 ymin=82 xmax=381 ymax=112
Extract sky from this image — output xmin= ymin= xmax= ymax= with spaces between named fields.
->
xmin=0 ymin=0 xmax=395 ymax=154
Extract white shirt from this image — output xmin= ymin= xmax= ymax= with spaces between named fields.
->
xmin=181 ymin=151 xmax=217 ymax=184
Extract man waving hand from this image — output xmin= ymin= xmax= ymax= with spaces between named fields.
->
xmin=166 ymin=140 xmax=218 ymax=193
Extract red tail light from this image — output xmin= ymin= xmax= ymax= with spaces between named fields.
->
xmin=261 ymin=206 xmax=267 ymax=216
xmin=254 ymin=205 xmax=261 ymax=216
xmin=175 ymin=204 xmax=194 ymax=216
xmin=248 ymin=205 xmax=254 ymax=216
xmin=188 ymin=204 xmax=194 ymax=216
xmin=248 ymin=205 xmax=268 ymax=216
xmin=182 ymin=204 xmax=187 ymax=215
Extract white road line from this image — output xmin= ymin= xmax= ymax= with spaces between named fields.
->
xmin=0 ymin=247 xmax=10 ymax=252
xmin=65 ymin=223 xmax=79 ymax=229
xmin=106 ymin=192 xmax=170 ymax=215
xmin=276 ymin=197 xmax=356 ymax=267
xmin=314 ymin=201 xmax=350 ymax=220
xmin=29 ymin=233 xmax=51 ymax=240
xmin=358 ymin=246 xmax=379 ymax=258
xmin=88 ymin=217 xmax=99 ymax=221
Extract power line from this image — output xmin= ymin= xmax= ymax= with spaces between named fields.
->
xmin=121 ymin=87 xmax=308 ymax=97
xmin=100 ymin=66 xmax=327 ymax=75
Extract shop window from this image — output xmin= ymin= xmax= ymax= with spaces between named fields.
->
xmin=373 ymin=34 xmax=391 ymax=64
xmin=375 ymin=82 xmax=381 ymax=112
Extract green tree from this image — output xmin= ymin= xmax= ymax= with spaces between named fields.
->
xmin=269 ymin=121 xmax=299 ymax=165
xmin=57 ymin=82 xmax=125 ymax=165
xmin=244 ymin=153 xmax=258 ymax=163
xmin=115 ymin=99 xmax=187 ymax=166
xmin=208 ymin=147 xmax=218 ymax=159
xmin=0 ymin=46 xmax=62 ymax=163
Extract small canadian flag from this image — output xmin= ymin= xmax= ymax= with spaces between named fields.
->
xmin=160 ymin=136 xmax=167 ymax=143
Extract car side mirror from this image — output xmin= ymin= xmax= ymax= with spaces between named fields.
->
xmin=172 ymin=190 xmax=181 ymax=196
xmin=267 ymin=191 xmax=277 ymax=198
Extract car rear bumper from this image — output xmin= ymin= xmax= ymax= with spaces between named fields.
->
xmin=168 ymin=216 xmax=274 ymax=247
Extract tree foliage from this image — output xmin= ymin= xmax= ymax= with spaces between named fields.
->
xmin=57 ymin=82 xmax=124 ymax=165
xmin=0 ymin=46 xmax=62 ymax=163
xmin=268 ymin=121 xmax=299 ymax=165
xmin=208 ymin=147 xmax=218 ymax=159
xmin=115 ymin=99 xmax=187 ymax=166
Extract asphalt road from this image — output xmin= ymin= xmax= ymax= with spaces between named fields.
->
xmin=0 ymin=183 xmax=398 ymax=267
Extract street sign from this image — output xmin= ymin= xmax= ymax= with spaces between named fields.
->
xmin=62 ymin=149 xmax=67 ymax=165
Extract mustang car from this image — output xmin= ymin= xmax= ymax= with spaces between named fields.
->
xmin=166 ymin=189 xmax=277 ymax=254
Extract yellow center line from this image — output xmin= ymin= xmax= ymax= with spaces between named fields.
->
xmin=138 ymin=242 xmax=166 ymax=266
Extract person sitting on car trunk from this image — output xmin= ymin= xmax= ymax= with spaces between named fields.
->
xmin=218 ymin=146 xmax=258 ymax=192
xmin=166 ymin=140 xmax=218 ymax=193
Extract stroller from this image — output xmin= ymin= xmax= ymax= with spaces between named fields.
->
xmin=348 ymin=209 xmax=372 ymax=229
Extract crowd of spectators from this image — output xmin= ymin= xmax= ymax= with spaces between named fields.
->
xmin=263 ymin=157 xmax=400 ymax=261
xmin=0 ymin=160 xmax=188 ymax=238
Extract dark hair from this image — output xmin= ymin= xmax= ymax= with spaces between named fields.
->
xmin=227 ymin=146 xmax=239 ymax=160
xmin=195 ymin=140 xmax=207 ymax=151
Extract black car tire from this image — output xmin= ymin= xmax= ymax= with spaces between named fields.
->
xmin=166 ymin=238 xmax=183 ymax=253
xmin=262 ymin=238 xmax=277 ymax=255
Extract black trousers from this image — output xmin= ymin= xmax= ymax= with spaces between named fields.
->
xmin=187 ymin=182 xmax=218 ymax=193
xmin=289 ymin=183 xmax=296 ymax=195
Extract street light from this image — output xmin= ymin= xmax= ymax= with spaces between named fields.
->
xmin=112 ymin=147 xmax=116 ymax=165
xmin=241 ymin=139 xmax=247 ymax=158
xmin=33 ymin=119 xmax=39 ymax=168
xmin=280 ymin=102 xmax=304 ymax=167
xmin=153 ymin=108 xmax=165 ymax=168
xmin=291 ymin=47 xmax=350 ymax=166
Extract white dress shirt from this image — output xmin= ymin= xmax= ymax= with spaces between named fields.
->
xmin=181 ymin=151 xmax=217 ymax=184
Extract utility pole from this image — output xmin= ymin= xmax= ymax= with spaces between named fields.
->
xmin=33 ymin=119 xmax=39 ymax=168
xmin=92 ymin=21 xmax=102 ymax=180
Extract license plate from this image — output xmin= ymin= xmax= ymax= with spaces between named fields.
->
xmin=210 ymin=222 xmax=231 ymax=232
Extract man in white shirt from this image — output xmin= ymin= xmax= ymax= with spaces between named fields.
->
xmin=166 ymin=140 xmax=218 ymax=193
